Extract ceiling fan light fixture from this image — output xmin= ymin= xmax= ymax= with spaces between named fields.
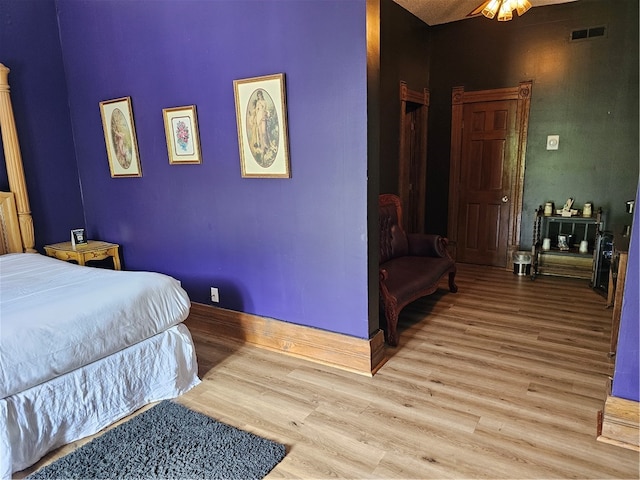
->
xmin=514 ymin=0 xmax=532 ymax=16
xmin=497 ymin=0 xmax=514 ymax=21
xmin=481 ymin=0 xmax=502 ymax=19
xmin=478 ymin=0 xmax=532 ymax=21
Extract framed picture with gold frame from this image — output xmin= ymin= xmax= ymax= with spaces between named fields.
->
xmin=99 ymin=96 xmax=142 ymax=178
xmin=162 ymin=105 xmax=202 ymax=164
xmin=233 ymin=73 xmax=290 ymax=178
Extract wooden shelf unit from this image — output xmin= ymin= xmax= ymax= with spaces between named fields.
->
xmin=532 ymin=207 xmax=603 ymax=280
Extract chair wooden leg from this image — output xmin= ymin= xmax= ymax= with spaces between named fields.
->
xmin=449 ymin=270 xmax=458 ymax=293
xmin=384 ymin=309 xmax=400 ymax=347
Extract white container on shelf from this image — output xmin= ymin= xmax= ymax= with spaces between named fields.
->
xmin=579 ymin=240 xmax=589 ymax=253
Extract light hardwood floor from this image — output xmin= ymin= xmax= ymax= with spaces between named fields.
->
xmin=19 ymin=264 xmax=640 ymax=479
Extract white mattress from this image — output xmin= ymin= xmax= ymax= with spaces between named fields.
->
xmin=0 ymin=323 xmax=200 ymax=479
xmin=0 ymin=253 xmax=191 ymax=398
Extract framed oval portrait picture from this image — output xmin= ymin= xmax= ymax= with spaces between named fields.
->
xmin=233 ymin=73 xmax=290 ymax=178
xmin=99 ymin=96 xmax=142 ymax=178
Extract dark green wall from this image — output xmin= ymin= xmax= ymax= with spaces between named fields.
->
xmin=427 ymin=0 xmax=639 ymax=246
xmin=379 ymin=0 xmax=430 ymax=197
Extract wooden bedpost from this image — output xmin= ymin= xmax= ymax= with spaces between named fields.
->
xmin=0 ymin=63 xmax=36 ymax=253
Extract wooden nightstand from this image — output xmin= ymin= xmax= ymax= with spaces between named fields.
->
xmin=44 ymin=240 xmax=121 ymax=270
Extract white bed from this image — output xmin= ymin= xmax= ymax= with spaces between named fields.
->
xmin=0 ymin=254 xmax=201 ymax=478
xmin=0 ymin=64 xmax=200 ymax=478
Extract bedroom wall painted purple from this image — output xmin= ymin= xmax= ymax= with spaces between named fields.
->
xmin=0 ymin=0 xmax=85 ymax=247
xmin=612 ymin=187 xmax=639 ymax=402
xmin=52 ymin=0 xmax=372 ymax=338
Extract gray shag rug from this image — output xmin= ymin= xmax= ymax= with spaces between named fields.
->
xmin=27 ymin=400 xmax=286 ymax=479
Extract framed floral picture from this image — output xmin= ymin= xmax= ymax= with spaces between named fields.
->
xmin=162 ymin=105 xmax=202 ymax=164
xmin=233 ymin=73 xmax=290 ymax=178
xmin=99 ymin=97 xmax=142 ymax=177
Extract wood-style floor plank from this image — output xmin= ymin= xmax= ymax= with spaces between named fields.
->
xmin=18 ymin=264 xmax=640 ymax=479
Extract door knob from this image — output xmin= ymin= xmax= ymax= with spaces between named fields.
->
xmin=502 ymin=195 xmax=509 ymax=203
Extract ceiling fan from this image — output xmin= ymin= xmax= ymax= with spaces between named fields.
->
xmin=469 ymin=0 xmax=532 ymax=21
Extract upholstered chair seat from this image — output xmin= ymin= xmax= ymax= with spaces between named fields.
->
xmin=379 ymin=194 xmax=457 ymax=346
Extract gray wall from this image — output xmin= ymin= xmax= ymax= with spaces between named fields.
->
xmin=427 ymin=0 xmax=639 ymax=246
xmin=379 ymin=0 xmax=431 ymax=197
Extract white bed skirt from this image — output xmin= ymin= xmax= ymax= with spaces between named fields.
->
xmin=0 ymin=323 xmax=200 ymax=479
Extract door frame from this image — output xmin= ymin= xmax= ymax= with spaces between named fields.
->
xmin=398 ymin=81 xmax=429 ymax=233
xmin=447 ymin=81 xmax=532 ymax=268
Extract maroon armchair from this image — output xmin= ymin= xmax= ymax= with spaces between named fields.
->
xmin=379 ymin=194 xmax=457 ymax=346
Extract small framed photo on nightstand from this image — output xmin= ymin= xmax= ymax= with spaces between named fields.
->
xmin=71 ymin=228 xmax=88 ymax=248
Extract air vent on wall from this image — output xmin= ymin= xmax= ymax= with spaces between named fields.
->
xmin=570 ymin=25 xmax=606 ymax=42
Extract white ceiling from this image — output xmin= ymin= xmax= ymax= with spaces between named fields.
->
xmin=392 ymin=0 xmax=578 ymax=26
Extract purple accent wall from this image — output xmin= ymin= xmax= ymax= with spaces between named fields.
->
xmin=0 ymin=0 xmax=84 ymax=248
xmin=54 ymin=0 xmax=371 ymax=338
xmin=613 ymin=187 xmax=639 ymax=402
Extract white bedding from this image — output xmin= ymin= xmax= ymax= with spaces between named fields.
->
xmin=0 ymin=253 xmax=191 ymax=398
xmin=1 ymin=324 xmax=200 ymax=478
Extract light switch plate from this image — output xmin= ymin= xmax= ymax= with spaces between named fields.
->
xmin=546 ymin=135 xmax=559 ymax=150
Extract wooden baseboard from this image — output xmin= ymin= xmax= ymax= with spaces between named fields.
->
xmin=597 ymin=395 xmax=640 ymax=451
xmin=186 ymin=302 xmax=388 ymax=376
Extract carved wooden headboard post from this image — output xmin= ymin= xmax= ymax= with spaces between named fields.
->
xmin=0 ymin=63 xmax=36 ymax=252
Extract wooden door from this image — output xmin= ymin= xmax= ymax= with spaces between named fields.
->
xmin=398 ymin=82 xmax=429 ymax=233
xmin=448 ymin=82 xmax=532 ymax=268
xmin=457 ymin=100 xmax=516 ymax=266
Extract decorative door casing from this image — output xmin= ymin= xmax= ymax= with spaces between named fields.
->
xmin=398 ymin=81 xmax=429 ymax=233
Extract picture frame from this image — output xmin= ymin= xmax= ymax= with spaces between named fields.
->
xmin=233 ymin=73 xmax=290 ymax=178
xmin=70 ymin=228 xmax=87 ymax=248
xmin=162 ymin=105 xmax=202 ymax=164
xmin=99 ymin=96 xmax=142 ymax=178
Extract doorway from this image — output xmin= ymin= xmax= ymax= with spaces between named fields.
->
xmin=447 ymin=81 xmax=532 ymax=268
xmin=398 ymin=81 xmax=429 ymax=233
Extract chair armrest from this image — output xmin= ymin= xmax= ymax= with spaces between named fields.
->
xmin=379 ymin=268 xmax=389 ymax=284
xmin=407 ymin=233 xmax=449 ymax=258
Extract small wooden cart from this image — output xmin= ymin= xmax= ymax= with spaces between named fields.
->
xmin=531 ymin=206 xmax=603 ymax=281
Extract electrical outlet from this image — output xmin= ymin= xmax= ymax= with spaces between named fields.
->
xmin=210 ymin=287 xmax=219 ymax=303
